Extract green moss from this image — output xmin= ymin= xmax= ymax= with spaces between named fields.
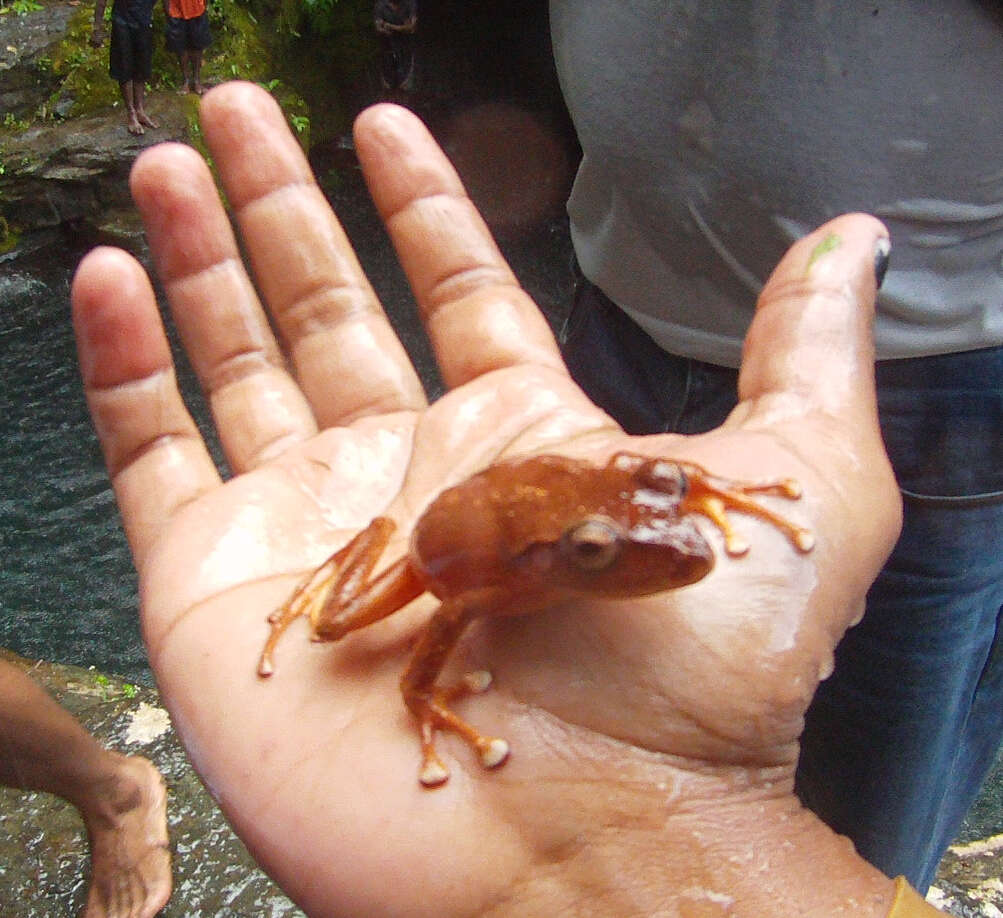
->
xmin=0 ymin=0 xmax=44 ymax=14
xmin=44 ymin=2 xmax=122 ymax=116
xmin=0 ymin=121 xmax=30 ymax=154
xmin=85 ymin=668 xmax=140 ymax=700
xmin=197 ymin=0 xmax=272 ymax=87
xmin=0 ymin=212 xmax=22 ymax=254
xmin=2 ymin=0 xmax=377 ymax=160
xmin=230 ymin=0 xmax=374 ymax=142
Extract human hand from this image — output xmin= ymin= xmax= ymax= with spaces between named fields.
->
xmin=89 ymin=26 xmax=105 ymax=48
xmin=71 ymin=82 xmax=904 ymax=916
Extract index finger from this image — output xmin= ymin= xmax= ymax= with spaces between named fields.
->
xmin=352 ymin=104 xmax=566 ymax=389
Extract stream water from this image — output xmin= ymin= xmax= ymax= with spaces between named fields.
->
xmin=1 ymin=242 xmax=151 ymax=683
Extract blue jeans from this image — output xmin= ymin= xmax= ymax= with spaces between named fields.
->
xmin=561 ymin=280 xmax=1003 ymax=892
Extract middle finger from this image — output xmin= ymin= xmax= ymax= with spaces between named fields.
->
xmin=200 ymin=82 xmax=428 ymax=428
xmin=131 ymin=141 xmax=320 ymax=473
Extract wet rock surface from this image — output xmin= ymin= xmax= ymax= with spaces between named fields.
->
xmin=0 ymin=91 xmax=194 ymax=242
xmin=0 ymin=647 xmax=999 ymax=916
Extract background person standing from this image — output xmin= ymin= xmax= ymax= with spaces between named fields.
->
xmin=91 ymin=0 xmax=159 ymax=135
xmin=165 ymin=0 xmax=212 ymax=95
xmin=374 ymin=0 xmax=417 ymax=91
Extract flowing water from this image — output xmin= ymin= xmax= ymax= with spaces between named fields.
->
xmin=0 ymin=241 xmax=213 ymax=684
xmin=2 ymin=246 xmax=148 ymax=682
xmin=0 ymin=0 xmax=577 ymax=685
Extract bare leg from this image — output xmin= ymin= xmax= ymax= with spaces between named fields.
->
xmin=175 ymin=55 xmax=190 ymax=93
xmin=132 ymin=81 xmax=158 ymax=131
xmin=189 ymin=49 xmax=205 ymax=94
xmin=120 ymin=81 xmax=144 ymax=135
xmin=0 ymin=661 xmax=171 ymax=918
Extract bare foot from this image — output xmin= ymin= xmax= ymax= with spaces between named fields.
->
xmin=82 ymin=755 xmax=172 ymax=918
xmin=127 ymin=114 xmax=145 ymax=136
xmin=137 ymin=111 xmax=159 ymax=130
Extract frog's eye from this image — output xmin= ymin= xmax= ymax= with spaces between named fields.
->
xmin=561 ymin=517 xmax=622 ymax=571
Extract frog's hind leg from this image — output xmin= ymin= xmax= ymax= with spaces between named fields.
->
xmin=258 ymin=516 xmax=413 ymax=676
xmin=400 ymin=592 xmax=510 ymax=787
xmin=677 ymin=461 xmax=815 ymax=557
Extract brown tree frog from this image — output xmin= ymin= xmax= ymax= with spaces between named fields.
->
xmin=258 ymin=452 xmax=813 ymax=787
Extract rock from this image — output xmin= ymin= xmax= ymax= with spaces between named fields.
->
xmin=0 ymin=91 xmax=195 ymax=243
xmin=0 ymin=0 xmax=309 ymax=252
xmin=0 ymin=1 xmax=76 ymax=120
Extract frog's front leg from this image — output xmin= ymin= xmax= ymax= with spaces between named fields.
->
xmin=400 ymin=589 xmax=511 ymax=787
xmin=675 ymin=461 xmax=815 ymax=556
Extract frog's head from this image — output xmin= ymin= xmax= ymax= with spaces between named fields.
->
xmin=547 ymin=511 xmax=714 ymax=597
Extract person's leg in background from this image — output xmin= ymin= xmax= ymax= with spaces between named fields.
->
xmin=0 ymin=660 xmax=172 ymax=917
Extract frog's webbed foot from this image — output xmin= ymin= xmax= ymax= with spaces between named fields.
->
xmin=258 ymin=553 xmax=342 ymax=677
xmin=409 ymin=670 xmax=510 ymax=788
xmin=668 ymin=461 xmax=815 ymax=557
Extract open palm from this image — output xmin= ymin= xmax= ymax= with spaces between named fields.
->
xmin=71 ymin=83 xmax=902 ymax=916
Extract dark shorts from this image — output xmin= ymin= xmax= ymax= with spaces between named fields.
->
xmin=165 ymin=12 xmax=212 ymax=54
xmin=108 ymin=16 xmax=154 ymax=83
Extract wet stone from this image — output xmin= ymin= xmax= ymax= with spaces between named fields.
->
xmin=0 ymin=92 xmax=194 ymax=236
xmin=0 ymin=1 xmax=76 ymax=119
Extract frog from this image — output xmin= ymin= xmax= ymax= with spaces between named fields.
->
xmin=257 ymin=451 xmax=814 ymax=787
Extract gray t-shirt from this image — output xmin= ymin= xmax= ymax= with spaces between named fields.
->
xmin=551 ymin=0 xmax=1003 ymax=366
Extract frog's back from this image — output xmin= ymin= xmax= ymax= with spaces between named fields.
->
xmin=410 ymin=455 xmax=643 ymax=593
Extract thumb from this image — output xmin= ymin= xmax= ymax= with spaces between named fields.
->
xmin=739 ymin=212 xmax=889 ymax=423
xmin=737 ymin=213 xmax=901 ymax=598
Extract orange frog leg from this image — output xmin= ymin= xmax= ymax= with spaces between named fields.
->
xmin=257 ymin=517 xmax=424 ymax=676
xmin=258 ymin=520 xmax=508 ymax=788
xmin=677 ymin=461 xmax=815 ymax=557
xmin=400 ymin=589 xmax=512 ymax=788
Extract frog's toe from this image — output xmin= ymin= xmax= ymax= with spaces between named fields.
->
xmin=478 ymin=737 xmax=510 ymax=769
xmin=794 ymin=529 xmax=815 ymax=552
xmin=420 ymin=756 xmax=451 ymax=787
xmin=723 ymin=533 xmax=751 ymax=556
xmin=462 ymin=670 xmax=493 ymax=693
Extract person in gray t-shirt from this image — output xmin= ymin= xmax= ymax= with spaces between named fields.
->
xmin=552 ymin=0 xmax=1003 ymax=892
